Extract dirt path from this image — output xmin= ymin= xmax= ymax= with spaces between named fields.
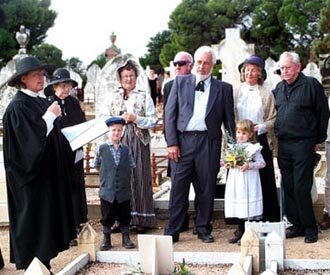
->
xmin=1 ymin=219 xmax=330 ymax=274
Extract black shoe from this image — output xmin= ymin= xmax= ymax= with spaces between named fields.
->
xmin=100 ymin=234 xmax=112 ymax=251
xmin=165 ymin=233 xmax=179 ymax=243
xmin=304 ymin=234 xmax=318 ymax=243
xmin=192 ymin=227 xmax=197 ymax=235
xmin=304 ymin=227 xmax=318 ymax=243
xmin=69 ymin=239 xmax=78 ymax=247
xmin=228 ymin=229 xmax=244 ymax=244
xmin=122 ymin=233 xmax=136 ymax=249
xmin=285 ymin=226 xmax=304 ymax=238
xmin=197 ymin=233 xmax=214 ymax=243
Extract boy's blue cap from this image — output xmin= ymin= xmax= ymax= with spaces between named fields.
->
xmin=105 ymin=117 xmax=126 ymax=126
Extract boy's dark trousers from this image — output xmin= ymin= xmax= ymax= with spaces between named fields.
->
xmin=100 ymin=198 xmax=135 ymax=249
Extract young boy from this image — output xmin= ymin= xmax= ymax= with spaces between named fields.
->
xmin=94 ymin=117 xmax=136 ymax=250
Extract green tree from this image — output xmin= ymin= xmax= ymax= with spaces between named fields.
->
xmin=66 ymin=57 xmax=84 ymax=75
xmin=139 ymin=30 xmax=172 ymax=73
xmin=160 ymin=0 xmax=258 ymax=65
xmin=277 ymin=0 xmax=325 ymax=63
xmin=31 ymin=43 xmax=66 ymax=68
xmin=311 ymin=0 xmax=330 ymax=56
xmin=157 ymin=0 xmax=324 ymax=66
xmin=90 ymin=53 xmax=107 ymax=69
xmin=250 ymin=0 xmax=290 ymax=59
xmin=0 ymin=0 xmax=56 ymax=65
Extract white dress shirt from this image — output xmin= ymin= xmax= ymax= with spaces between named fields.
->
xmin=185 ymin=77 xmax=211 ymax=131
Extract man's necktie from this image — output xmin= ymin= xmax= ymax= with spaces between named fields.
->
xmin=195 ymin=81 xmax=205 ymax=92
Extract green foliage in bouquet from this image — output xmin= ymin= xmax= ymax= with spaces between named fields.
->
xmin=223 ymin=132 xmax=251 ymax=168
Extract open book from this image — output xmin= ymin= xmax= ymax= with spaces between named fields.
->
xmin=61 ymin=118 xmax=109 ymax=151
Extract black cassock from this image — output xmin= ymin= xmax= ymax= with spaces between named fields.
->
xmin=52 ymin=94 xmax=88 ymax=226
xmin=3 ymin=91 xmax=76 ymax=269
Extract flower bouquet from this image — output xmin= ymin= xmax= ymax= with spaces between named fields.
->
xmin=223 ymin=132 xmax=251 ymax=168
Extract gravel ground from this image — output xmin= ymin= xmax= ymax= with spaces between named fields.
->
xmin=1 ymin=218 xmax=330 ymax=274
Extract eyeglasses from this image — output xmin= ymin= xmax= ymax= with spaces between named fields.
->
xmin=173 ymin=60 xmax=190 ymax=67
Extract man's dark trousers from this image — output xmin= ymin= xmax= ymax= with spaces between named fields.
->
xmin=165 ymin=131 xmax=220 ymax=238
xmin=278 ymin=138 xmax=317 ymax=231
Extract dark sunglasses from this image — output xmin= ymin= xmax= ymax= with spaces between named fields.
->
xmin=173 ymin=60 xmax=190 ymax=67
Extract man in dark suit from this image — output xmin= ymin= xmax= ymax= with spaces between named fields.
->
xmin=164 ymin=45 xmax=236 ymax=243
xmin=163 ymin=51 xmax=195 ymax=233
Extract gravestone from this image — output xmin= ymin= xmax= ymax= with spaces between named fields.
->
xmin=94 ymin=53 xmax=150 ymax=120
xmin=240 ymin=227 xmax=260 ymax=274
xmin=303 ymin=61 xmax=322 ymax=83
xmin=264 ymin=57 xmax=281 ymax=89
xmin=78 ymin=223 xmax=99 ymax=262
xmin=84 ymin=63 xmax=101 ymax=104
xmin=24 ymin=257 xmax=50 ymax=275
xmin=138 ymin=235 xmax=174 ymax=275
xmin=212 ymin=28 xmax=254 ymax=89
xmin=264 ymin=231 xmax=284 ymax=271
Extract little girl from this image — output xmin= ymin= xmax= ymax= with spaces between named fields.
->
xmin=224 ymin=119 xmax=266 ymax=244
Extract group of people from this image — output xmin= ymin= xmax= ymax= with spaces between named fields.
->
xmin=163 ymin=46 xmax=329 ymax=246
xmin=2 ymin=44 xmax=329 ymax=270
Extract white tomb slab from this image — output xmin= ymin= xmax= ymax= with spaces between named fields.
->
xmin=138 ymin=234 xmax=174 ymax=275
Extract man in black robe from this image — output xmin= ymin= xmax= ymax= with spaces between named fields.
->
xmin=3 ymin=56 xmax=76 ymax=270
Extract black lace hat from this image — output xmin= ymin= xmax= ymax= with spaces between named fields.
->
xmin=46 ymin=68 xmax=78 ymax=88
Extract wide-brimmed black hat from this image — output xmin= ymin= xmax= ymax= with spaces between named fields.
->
xmin=8 ymin=56 xmax=53 ymax=87
xmin=47 ymin=68 xmax=78 ymax=88
xmin=238 ymin=55 xmax=267 ymax=80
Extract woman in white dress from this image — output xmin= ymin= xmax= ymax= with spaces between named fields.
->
xmin=224 ymin=119 xmax=265 ymax=243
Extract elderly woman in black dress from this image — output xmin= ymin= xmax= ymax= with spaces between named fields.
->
xmin=45 ymin=68 xmax=88 ymax=245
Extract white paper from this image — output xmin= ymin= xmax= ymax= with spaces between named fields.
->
xmin=61 ymin=118 xmax=109 ymax=151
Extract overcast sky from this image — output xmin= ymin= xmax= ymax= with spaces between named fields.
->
xmin=45 ymin=0 xmax=181 ymax=67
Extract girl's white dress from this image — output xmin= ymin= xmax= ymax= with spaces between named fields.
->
xmin=224 ymin=142 xmax=265 ymax=219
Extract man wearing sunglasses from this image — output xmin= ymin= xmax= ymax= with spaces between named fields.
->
xmin=163 ymin=52 xmax=194 ymax=107
xmin=163 ymin=51 xmax=195 ymax=233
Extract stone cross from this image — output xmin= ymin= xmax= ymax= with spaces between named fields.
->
xmin=212 ymin=28 xmax=254 ymax=89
